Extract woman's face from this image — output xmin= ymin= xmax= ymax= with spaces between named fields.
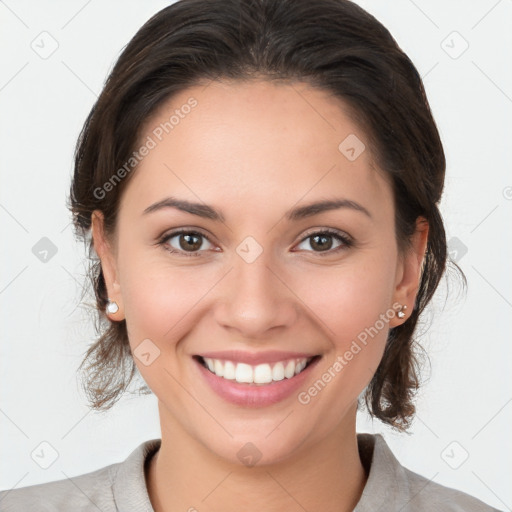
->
xmin=93 ymin=80 xmax=425 ymax=465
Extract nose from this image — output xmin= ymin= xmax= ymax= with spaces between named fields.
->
xmin=214 ymin=250 xmax=299 ymax=340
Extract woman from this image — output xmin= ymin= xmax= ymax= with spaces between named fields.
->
xmin=0 ymin=0 xmax=502 ymax=510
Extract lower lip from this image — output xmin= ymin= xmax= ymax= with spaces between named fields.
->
xmin=194 ymin=357 xmax=320 ymax=408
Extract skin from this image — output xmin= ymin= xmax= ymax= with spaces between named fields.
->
xmin=91 ymin=80 xmax=428 ymax=512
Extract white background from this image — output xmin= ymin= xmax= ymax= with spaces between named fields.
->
xmin=0 ymin=0 xmax=511 ymax=509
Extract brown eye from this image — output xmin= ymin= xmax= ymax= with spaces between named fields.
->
xmin=309 ymin=234 xmax=334 ymax=252
xmin=295 ymin=229 xmax=353 ymax=255
xmin=178 ymin=233 xmax=203 ymax=251
xmin=160 ymin=230 xmax=215 ymax=256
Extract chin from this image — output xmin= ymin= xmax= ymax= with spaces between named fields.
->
xmin=204 ymin=430 xmax=310 ymax=468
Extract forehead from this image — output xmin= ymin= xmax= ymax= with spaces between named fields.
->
xmin=121 ymin=80 xmax=392 ymax=220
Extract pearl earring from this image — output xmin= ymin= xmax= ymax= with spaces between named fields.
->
xmin=106 ymin=299 xmax=119 ymax=314
xmin=397 ymin=305 xmax=407 ymax=319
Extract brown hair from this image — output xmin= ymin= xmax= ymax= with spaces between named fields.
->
xmin=68 ymin=0 xmax=458 ymax=430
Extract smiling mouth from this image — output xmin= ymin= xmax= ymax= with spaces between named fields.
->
xmin=193 ymin=355 xmax=321 ymax=385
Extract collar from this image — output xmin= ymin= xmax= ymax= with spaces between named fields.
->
xmin=111 ymin=433 xmax=405 ymax=511
xmin=354 ymin=433 xmax=409 ymax=511
xmin=112 ymin=438 xmax=161 ymax=511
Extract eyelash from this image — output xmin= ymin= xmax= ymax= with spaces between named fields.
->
xmin=157 ymin=228 xmax=354 ymax=258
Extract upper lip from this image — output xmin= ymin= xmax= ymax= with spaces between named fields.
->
xmin=196 ymin=350 xmax=319 ymax=365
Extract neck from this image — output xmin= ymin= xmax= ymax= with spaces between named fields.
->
xmin=146 ymin=403 xmax=367 ymax=512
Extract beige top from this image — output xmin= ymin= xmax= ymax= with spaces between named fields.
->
xmin=0 ymin=433 xmax=501 ymax=511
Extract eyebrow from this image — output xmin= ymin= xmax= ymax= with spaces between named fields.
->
xmin=142 ymin=196 xmax=372 ymax=222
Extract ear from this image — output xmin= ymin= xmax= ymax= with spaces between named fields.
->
xmin=389 ymin=216 xmax=429 ymax=327
xmin=91 ymin=210 xmax=124 ymax=320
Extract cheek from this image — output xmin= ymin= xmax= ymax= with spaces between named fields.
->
xmin=292 ymin=254 xmax=397 ymax=401
xmin=121 ymin=265 xmax=213 ymax=346
xmin=117 ymin=239 xmax=225 ymax=373
xmin=120 ymin=263 xmax=219 ymax=406
xmin=298 ymin=253 xmax=397 ymax=342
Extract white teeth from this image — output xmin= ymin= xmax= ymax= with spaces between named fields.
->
xmin=214 ymin=359 xmax=224 ymax=377
xmin=224 ymin=360 xmax=236 ymax=380
xmin=204 ymin=358 xmax=214 ymax=372
xmin=284 ymin=360 xmax=295 ymax=379
xmin=254 ymin=364 xmax=272 ymax=384
xmin=235 ymin=363 xmax=253 ymax=383
xmin=295 ymin=359 xmax=307 ymax=375
xmin=272 ymin=362 xmax=285 ymax=381
xmin=201 ymin=357 xmax=312 ymax=384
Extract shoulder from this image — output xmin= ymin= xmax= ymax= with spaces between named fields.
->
xmin=0 ymin=439 xmax=160 ymax=512
xmin=355 ymin=433 xmax=502 ymax=512
xmin=0 ymin=464 xmax=119 ymax=512
xmin=402 ymin=464 xmax=501 ymax=511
